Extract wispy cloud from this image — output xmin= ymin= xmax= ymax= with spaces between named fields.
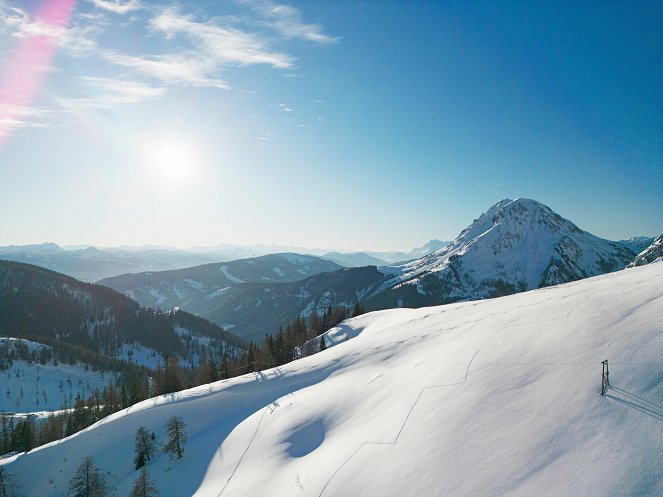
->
xmin=0 ymin=103 xmax=53 ymax=130
xmin=102 ymin=51 xmax=230 ymax=89
xmin=67 ymin=76 xmax=167 ymax=108
xmin=245 ymin=1 xmax=339 ymax=44
xmin=150 ymin=7 xmax=295 ymax=69
xmin=87 ymin=0 xmax=142 ymax=15
xmin=279 ymin=103 xmax=292 ymax=112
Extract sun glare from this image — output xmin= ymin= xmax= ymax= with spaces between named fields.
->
xmin=143 ymin=138 xmax=199 ymax=185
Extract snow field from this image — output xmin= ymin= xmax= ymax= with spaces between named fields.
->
xmin=3 ymin=263 xmax=662 ymax=496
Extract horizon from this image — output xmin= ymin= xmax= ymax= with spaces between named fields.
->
xmin=1 ymin=1 xmax=661 ymax=251
xmin=0 ymin=195 xmax=660 ymax=252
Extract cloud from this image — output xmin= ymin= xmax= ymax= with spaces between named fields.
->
xmin=69 ymin=76 xmax=167 ymax=108
xmin=102 ymin=51 xmax=230 ymax=89
xmin=236 ymin=0 xmax=338 ymax=44
xmin=87 ymin=0 xmax=142 ymax=15
xmin=279 ymin=103 xmax=292 ymax=112
xmin=0 ymin=3 xmax=100 ymax=55
xmin=0 ymin=103 xmax=52 ymax=131
xmin=149 ymin=7 xmax=295 ymax=69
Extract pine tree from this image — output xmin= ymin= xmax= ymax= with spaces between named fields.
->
xmin=134 ymin=426 xmax=158 ymax=469
xmin=130 ymin=467 xmax=158 ymax=497
xmin=0 ymin=466 xmax=17 ymax=497
xmin=68 ymin=456 xmax=105 ymax=497
xmin=351 ymin=301 xmax=365 ymax=317
xmin=319 ymin=335 xmax=327 ymax=352
xmin=163 ymin=416 xmax=188 ymax=459
xmin=220 ymin=351 xmax=229 ymax=379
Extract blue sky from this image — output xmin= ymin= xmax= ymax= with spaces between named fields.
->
xmin=0 ymin=0 xmax=661 ymax=251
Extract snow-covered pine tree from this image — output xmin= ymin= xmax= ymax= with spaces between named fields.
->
xmin=68 ymin=456 xmax=105 ymax=497
xmin=134 ymin=426 xmax=158 ymax=469
xmin=163 ymin=416 xmax=188 ymax=459
xmin=130 ymin=467 xmax=158 ymax=497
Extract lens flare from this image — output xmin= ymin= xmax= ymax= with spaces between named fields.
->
xmin=0 ymin=0 xmax=76 ymax=148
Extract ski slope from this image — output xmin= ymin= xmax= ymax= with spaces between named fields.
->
xmin=2 ymin=263 xmax=662 ymax=496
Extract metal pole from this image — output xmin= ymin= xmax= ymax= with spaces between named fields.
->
xmin=601 ymin=359 xmax=609 ymax=395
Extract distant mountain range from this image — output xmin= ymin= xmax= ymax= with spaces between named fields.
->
xmin=321 ymin=239 xmax=449 ymax=267
xmin=98 ymin=198 xmax=652 ymax=342
xmin=0 ymin=240 xmax=447 ymax=282
xmin=0 ymin=244 xmax=221 ymax=282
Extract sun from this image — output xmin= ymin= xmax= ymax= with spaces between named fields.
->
xmin=143 ymin=138 xmax=199 ymax=185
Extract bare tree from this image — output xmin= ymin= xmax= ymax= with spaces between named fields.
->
xmin=68 ymin=456 xmax=105 ymax=497
xmin=163 ymin=416 xmax=188 ymax=459
xmin=130 ymin=467 xmax=158 ymax=497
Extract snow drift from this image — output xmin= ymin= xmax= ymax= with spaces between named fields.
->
xmin=3 ymin=263 xmax=662 ymax=496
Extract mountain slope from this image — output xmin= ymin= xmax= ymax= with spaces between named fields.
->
xmin=2 ymin=263 xmax=661 ymax=497
xmin=99 ymin=253 xmax=342 ymax=314
xmin=627 ymin=234 xmax=663 ymax=267
xmin=192 ymin=266 xmax=385 ymax=342
xmin=0 ymin=261 xmax=246 ymax=367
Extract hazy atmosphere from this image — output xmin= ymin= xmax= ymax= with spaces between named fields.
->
xmin=1 ymin=0 xmax=661 ymax=251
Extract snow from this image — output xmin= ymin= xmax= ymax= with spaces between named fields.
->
xmin=119 ymin=343 xmax=163 ymax=370
xmin=3 ymin=264 xmax=662 ymax=496
xmin=0 ymin=358 xmax=117 ymax=413
xmin=218 ymin=265 xmax=245 ymax=283
xmin=184 ymin=279 xmax=204 ymax=290
xmin=272 ymin=266 xmax=285 ymax=278
xmin=148 ymin=286 xmax=167 ymax=307
xmin=205 ymin=287 xmax=230 ymax=301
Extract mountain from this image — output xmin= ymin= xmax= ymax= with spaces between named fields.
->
xmin=320 ymin=252 xmax=389 ymax=267
xmin=322 ymin=240 xmax=450 ymax=267
xmin=627 ymin=234 xmax=663 ymax=267
xmin=403 ymin=238 xmax=449 ymax=259
xmin=368 ymin=198 xmax=636 ymax=308
xmin=0 ymin=244 xmax=222 ymax=282
xmin=0 ymin=261 xmax=246 ymax=369
xmin=180 ymin=266 xmax=385 ymax=342
xmin=3 ymin=263 xmax=661 ymax=497
xmin=616 ymin=235 xmax=655 ymax=254
xmin=98 ymin=253 xmax=342 ymax=316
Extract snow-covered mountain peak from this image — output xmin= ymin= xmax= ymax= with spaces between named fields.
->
xmin=377 ymin=198 xmax=635 ymax=305
xmin=455 ymin=198 xmax=580 ymax=249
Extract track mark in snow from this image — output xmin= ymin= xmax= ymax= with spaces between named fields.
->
xmin=217 ymin=404 xmax=273 ymax=496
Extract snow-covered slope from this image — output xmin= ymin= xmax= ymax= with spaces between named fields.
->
xmin=372 ymin=198 xmax=635 ymax=307
xmin=0 ymin=338 xmax=118 ymax=413
xmin=627 ymin=234 xmax=663 ymax=267
xmin=99 ymin=253 xmax=341 ymax=313
xmin=3 ymin=263 xmax=661 ymax=497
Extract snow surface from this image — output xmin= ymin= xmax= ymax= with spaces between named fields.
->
xmin=218 ymin=265 xmax=245 ymax=283
xmin=0 ymin=338 xmax=118 ymax=413
xmin=3 ymin=264 xmax=662 ymax=497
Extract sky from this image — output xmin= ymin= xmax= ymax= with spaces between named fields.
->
xmin=0 ymin=0 xmax=661 ymax=252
